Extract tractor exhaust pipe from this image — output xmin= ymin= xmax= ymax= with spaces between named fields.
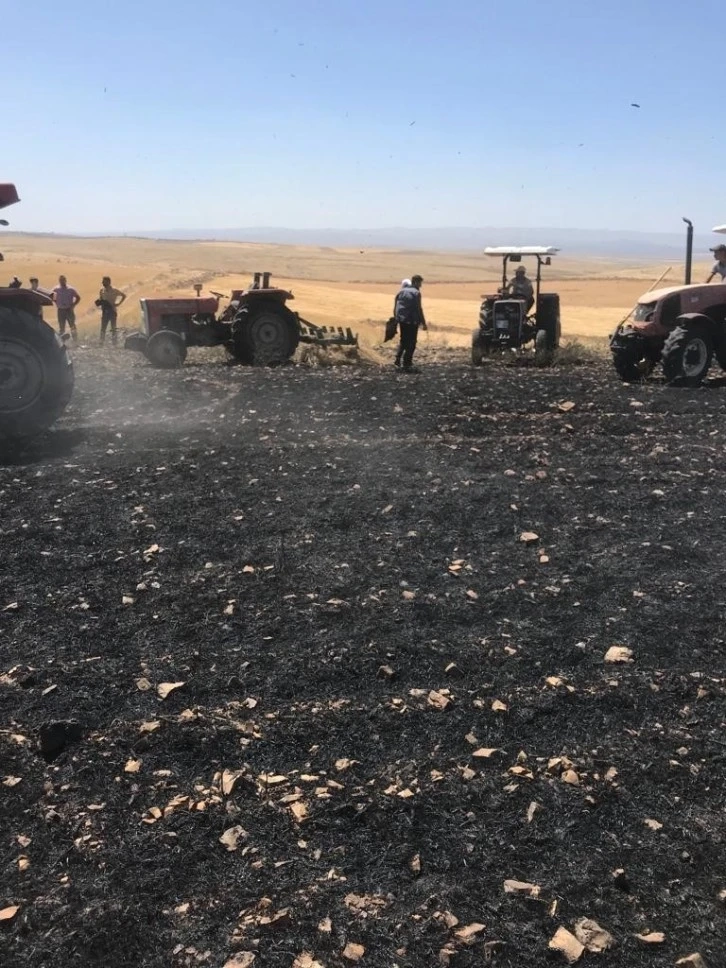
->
xmin=683 ymin=217 xmax=693 ymax=285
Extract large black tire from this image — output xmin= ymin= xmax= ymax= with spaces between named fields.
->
xmin=611 ymin=335 xmax=648 ymax=382
xmin=536 ymin=293 xmax=561 ymax=349
xmin=534 ymin=328 xmax=554 ymax=365
xmin=233 ymin=303 xmax=299 ymax=365
xmin=471 ymin=331 xmax=485 ymax=366
xmin=229 ymin=308 xmax=254 ymax=364
xmin=662 ymin=324 xmax=713 ymax=387
xmin=0 ymin=305 xmax=74 ymax=442
xmin=478 ymin=300 xmax=490 ymax=328
xmin=146 ymin=330 xmax=187 ymax=368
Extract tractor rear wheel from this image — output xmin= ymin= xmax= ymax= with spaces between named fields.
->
xmin=662 ymin=324 xmax=713 ymax=386
xmin=146 ymin=330 xmax=187 ymax=368
xmin=536 ymin=293 xmax=561 ymax=349
xmin=229 ymin=308 xmax=254 ymax=364
xmin=0 ymin=306 xmax=74 ymax=443
xmin=534 ymin=328 xmax=554 ymax=364
xmin=234 ymin=305 xmax=299 ymax=365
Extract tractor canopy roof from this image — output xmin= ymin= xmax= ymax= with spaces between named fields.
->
xmin=0 ymin=184 xmax=20 ymax=210
xmin=484 ymin=246 xmax=559 ymax=257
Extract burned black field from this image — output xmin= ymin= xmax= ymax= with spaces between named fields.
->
xmin=2 ymin=349 xmax=726 ymax=968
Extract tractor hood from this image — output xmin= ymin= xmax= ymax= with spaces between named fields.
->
xmin=0 ymin=184 xmax=20 ymax=210
xmin=637 ymin=284 xmax=703 ymax=304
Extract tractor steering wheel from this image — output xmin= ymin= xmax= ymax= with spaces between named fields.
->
xmin=210 ymin=290 xmax=227 ymax=300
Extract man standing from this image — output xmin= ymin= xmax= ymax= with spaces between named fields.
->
xmin=96 ymin=275 xmax=126 ymax=345
xmin=29 ymin=277 xmax=43 ymax=319
xmin=706 ymin=245 xmax=726 ymax=283
xmin=394 ymin=274 xmax=427 ymax=372
xmin=51 ymin=275 xmax=81 ymax=343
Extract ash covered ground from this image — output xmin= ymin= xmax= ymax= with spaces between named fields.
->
xmin=2 ymin=347 xmax=726 ymax=967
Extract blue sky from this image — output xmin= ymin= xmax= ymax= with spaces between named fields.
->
xmin=4 ymin=0 xmax=723 ymax=234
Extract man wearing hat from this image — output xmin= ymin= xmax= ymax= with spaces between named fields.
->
xmin=507 ymin=265 xmax=535 ymax=311
xmin=706 ymin=245 xmax=726 ymax=283
xmin=29 ymin=277 xmax=43 ymax=318
xmin=394 ymin=274 xmax=427 ymax=371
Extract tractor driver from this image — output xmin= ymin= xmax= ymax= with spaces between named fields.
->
xmin=507 ymin=265 xmax=535 ymax=312
xmin=706 ymin=245 xmax=726 ymax=283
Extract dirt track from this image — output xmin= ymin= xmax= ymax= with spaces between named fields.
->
xmin=2 ymin=347 xmax=726 ymax=968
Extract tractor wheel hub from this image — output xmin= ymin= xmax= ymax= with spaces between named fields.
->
xmin=0 ymin=338 xmax=44 ymax=412
xmin=683 ymin=337 xmax=708 ymax=376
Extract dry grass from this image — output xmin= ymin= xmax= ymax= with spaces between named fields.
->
xmin=551 ymin=337 xmax=609 ymax=366
xmin=0 ymin=233 xmax=700 ymax=348
xmin=296 ymin=343 xmax=386 ymax=367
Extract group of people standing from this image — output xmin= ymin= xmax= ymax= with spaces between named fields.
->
xmin=11 ymin=274 xmax=127 ymax=344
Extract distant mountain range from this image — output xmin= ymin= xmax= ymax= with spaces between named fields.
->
xmin=34 ymin=224 xmax=724 ymax=259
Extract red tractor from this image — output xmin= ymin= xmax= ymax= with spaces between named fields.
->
xmin=610 ymin=218 xmax=726 ymax=385
xmin=124 ymin=271 xmax=357 ymax=368
xmin=0 ymin=184 xmax=74 ymax=444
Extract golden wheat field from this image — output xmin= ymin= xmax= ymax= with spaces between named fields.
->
xmin=1 ymin=233 xmax=704 ymax=348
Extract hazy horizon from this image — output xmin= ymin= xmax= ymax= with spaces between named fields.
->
xmin=6 ymin=221 xmax=713 ymax=260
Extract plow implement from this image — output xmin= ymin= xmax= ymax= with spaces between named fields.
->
xmin=297 ymin=317 xmax=358 ymax=348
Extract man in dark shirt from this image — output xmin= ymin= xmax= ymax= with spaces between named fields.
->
xmin=394 ymin=274 xmax=427 ymax=371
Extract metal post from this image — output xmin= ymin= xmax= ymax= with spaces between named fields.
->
xmin=262 ymin=272 xmax=271 ymax=289
xmin=683 ymin=218 xmax=693 ymax=285
xmin=252 ymin=272 xmax=261 ymax=289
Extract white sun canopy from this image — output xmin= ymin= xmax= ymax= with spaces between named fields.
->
xmin=484 ymin=246 xmax=560 ymax=256
xmin=712 ymin=225 xmax=726 ymax=234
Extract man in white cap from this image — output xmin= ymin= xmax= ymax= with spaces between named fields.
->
xmin=706 ymin=245 xmax=726 ymax=283
xmin=392 ymin=279 xmax=411 ymax=318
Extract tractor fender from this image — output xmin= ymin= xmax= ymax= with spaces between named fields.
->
xmin=0 ymin=287 xmax=53 ymax=316
xmin=673 ymin=312 xmax=724 ymax=357
xmin=674 ymin=312 xmax=714 ymax=331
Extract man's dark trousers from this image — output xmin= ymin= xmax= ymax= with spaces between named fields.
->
xmin=100 ymin=306 xmax=118 ymax=345
xmin=395 ymin=323 xmax=419 ymax=369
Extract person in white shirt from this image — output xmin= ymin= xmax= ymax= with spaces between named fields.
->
xmin=706 ymin=245 xmax=726 ymax=283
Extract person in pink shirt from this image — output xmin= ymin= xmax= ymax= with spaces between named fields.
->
xmin=51 ymin=275 xmax=81 ymax=342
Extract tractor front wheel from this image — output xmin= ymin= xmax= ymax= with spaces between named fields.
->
xmin=662 ymin=324 xmax=713 ymax=386
xmin=611 ymin=335 xmax=649 ymax=382
xmin=146 ymin=330 xmax=187 ymax=368
xmin=471 ymin=331 xmax=486 ymax=366
xmin=0 ymin=306 xmax=74 ymax=443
